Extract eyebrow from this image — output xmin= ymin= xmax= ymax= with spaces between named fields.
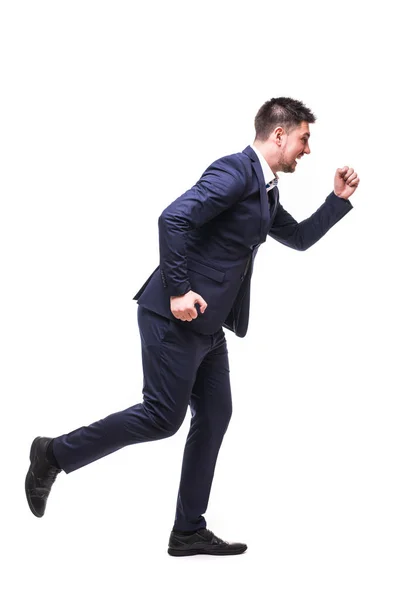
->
xmin=302 ymin=133 xmax=310 ymax=139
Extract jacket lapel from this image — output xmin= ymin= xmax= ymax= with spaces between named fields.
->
xmin=242 ymin=145 xmax=271 ymax=242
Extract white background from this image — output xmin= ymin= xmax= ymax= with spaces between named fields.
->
xmin=1 ymin=1 xmax=399 ymax=599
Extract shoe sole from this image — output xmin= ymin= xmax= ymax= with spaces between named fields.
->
xmin=168 ymin=546 xmax=247 ymax=557
xmin=25 ymin=437 xmax=43 ymax=518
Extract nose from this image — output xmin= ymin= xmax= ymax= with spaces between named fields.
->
xmin=305 ymin=143 xmax=311 ymax=155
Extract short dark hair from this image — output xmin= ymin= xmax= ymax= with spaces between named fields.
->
xmin=254 ymin=97 xmax=316 ymax=140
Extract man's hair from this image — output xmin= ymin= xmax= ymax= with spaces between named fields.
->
xmin=254 ymin=97 xmax=316 ymax=140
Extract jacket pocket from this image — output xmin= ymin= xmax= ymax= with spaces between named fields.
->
xmin=187 ymin=259 xmax=225 ymax=282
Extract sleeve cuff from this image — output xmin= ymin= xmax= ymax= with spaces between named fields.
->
xmin=329 ymin=191 xmax=353 ymax=208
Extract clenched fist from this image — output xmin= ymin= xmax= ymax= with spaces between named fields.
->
xmin=334 ymin=166 xmax=360 ymax=200
xmin=170 ymin=290 xmax=208 ymax=322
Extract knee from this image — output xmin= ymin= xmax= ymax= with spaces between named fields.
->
xmin=145 ymin=405 xmax=187 ymax=439
xmin=161 ymin=414 xmax=186 ymax=438
xmin=217 ymin=404 xmax=232 ymax=431
xmin=195 ymin=403 xmax=232 ymax=433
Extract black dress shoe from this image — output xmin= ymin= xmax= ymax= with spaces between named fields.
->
xmin=168 ymin=528 xmax=247 ymax=557
xmin=25 ymin=437 xmax=61 ymax=518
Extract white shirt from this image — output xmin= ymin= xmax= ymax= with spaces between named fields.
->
xmin=250 ymin=144 xmax=279 ymax=190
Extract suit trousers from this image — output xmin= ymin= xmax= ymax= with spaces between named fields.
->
xmin=52 ymin=305 xmax=233 ymax=531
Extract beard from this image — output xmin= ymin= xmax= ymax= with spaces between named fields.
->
xmin=280 ymin=162 xmax=296 ymax=173
xmin=279 ymin=150 xmax=296 ymax=173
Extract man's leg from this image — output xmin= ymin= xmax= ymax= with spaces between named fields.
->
xmin=25 ymin=306 xmax=206 ymax=516
xmin=173 ymin=327 xmax=232 ymax=533
xmin=168 ymin=329 xmax=247 ymax=556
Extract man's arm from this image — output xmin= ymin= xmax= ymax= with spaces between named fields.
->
xmin=268 ymin=192 xmax=353 ymax=251
xmin=158 ymin=155 xmax=248 ymax=297
xmin=268 ymin=166 xmax=359 ymax=250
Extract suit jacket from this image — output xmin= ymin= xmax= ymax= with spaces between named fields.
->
xmin=133 ymin=146 xmax=353 ymax=337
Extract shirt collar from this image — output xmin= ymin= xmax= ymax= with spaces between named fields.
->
xmin=250 ymin=144 xmax=278 ymax=187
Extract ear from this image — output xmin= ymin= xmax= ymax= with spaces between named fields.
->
xmin=274 ymin=126 xmax=284 ymax=146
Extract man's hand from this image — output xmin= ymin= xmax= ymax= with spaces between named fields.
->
xmin=170 ymin=290 xmax=208 ymax=322
xmin=334 ymin=166 xmax=360 ymax=200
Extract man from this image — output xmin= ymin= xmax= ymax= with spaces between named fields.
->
xmin=25 ymin=97 xmax=359 ymax=557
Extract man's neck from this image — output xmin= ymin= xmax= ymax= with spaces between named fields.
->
xmin=252 ymin=140 xmax=278 ymax=177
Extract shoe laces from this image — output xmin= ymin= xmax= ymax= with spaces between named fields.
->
xmin=203 ymin=529 xmax=227 ymax=544
xmin=46 ymin=466 xmax=61 ymax=484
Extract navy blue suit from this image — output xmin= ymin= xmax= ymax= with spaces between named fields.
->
xmin=52 ymin=146 xmax=352 ymax=532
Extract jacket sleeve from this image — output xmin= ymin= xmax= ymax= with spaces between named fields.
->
xmin=268 ymin=191 xmax=353 ymax=251
xmin=158 ymin=155 xmax=248 ymax=297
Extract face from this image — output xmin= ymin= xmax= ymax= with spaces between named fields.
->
xmin=277 ymin=121 xmax=311 ymax=173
